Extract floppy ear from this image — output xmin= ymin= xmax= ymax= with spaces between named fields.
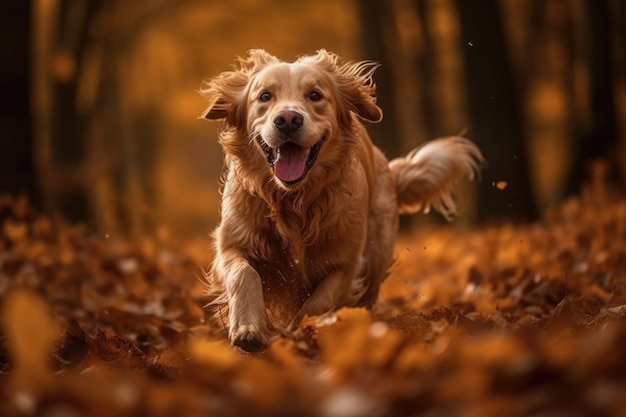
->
xmin=335 ymin=59 xmax=383 ymax=123
xmin=199 ymin=49 xmax=279 ymax=122
xmin=199 ymin=70 xmax=248 ymax=121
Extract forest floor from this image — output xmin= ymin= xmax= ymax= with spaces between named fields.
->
xmin=1 ymin=181 xmax=626 ymax=417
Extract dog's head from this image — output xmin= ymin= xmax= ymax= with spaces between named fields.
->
xmin=200 ymin=49 xmax=382 ymax=189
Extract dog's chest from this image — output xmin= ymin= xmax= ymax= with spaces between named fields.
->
xmin=250 ymin=229 xmax=344 ymax=322
xmin=258 ymin=226 xmax=342 ymax=286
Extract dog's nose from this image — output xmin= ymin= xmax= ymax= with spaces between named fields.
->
xmin=273 ymin=110 xmax=303 ymax=133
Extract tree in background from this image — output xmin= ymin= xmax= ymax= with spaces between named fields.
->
xmin=31 ymin=0 xmax=160 ymax=237
xmin=31 ymin=0 xmax=105 ymax=222
xmin=565 ymin=0 xmax=620 ymax=195
xmin=355 ymin=0 xmax=404 ymax=158
xmin=2 ymin=0 xmax=624 ymax=233
xmin=455 ymin=0 xmax=538 ymax=221
xmin=0 ymin=2 xmax=38 ymax=205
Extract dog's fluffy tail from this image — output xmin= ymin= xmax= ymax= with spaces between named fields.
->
xmin=388 ymin=136 xmax=485 ymax=220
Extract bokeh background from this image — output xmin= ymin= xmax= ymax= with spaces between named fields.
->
xmin=2 ymin=0 xmax=625 ymax=239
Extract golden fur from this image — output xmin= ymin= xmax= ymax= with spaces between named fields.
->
xmin=200 ymin=49 xmax=484 ymax=352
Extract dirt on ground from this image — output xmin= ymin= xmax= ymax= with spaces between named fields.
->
xmin=1 ymin=182 xmax=625 ymax=417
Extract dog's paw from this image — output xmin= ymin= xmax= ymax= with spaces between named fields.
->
xmin=231 ymin=325 xmax=269 ymax=353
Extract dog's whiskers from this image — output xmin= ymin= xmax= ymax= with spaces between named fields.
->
xmin=248 ymin=132 xmax=259 ymax=145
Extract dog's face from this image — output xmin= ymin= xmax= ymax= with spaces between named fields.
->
xmin=247 ymin=63 xmax=335 ymax=185
xmin=201 ymin=50 xmax=383 ymax=189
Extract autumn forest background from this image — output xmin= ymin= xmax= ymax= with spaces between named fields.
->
xmin=1 ymin=1 xmax=626 ymax=416
xmin=2 ymin=0 xmax=625 ymax=237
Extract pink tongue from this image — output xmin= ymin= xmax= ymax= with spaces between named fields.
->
xmin=274 ymin=142 xmax=308 ymax=182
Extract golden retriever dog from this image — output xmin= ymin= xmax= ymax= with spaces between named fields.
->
xmin=200 ymin=49 xmax=483 ymax=352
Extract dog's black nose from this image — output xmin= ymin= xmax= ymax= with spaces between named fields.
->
xmin=273 ymin=110 xmax=303 ymax=133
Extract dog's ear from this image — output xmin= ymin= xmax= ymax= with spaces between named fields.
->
xmin=199 ymin=70 xmax=248 ymax=121
xmin=336 ymin=59 xmax=383 ymax=123
xmin=199 ymin=50 xmax=279 ymax=122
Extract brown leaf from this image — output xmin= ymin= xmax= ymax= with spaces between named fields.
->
xmin=89 ymin=329 xmax=148 ymax=370
xmin=2 ymin=289 xmax=58 ymax=384
xmin=3 ymin=220 xmax=28 ymax=243
xmin=53 ymin=319 xmax=90 ymax=370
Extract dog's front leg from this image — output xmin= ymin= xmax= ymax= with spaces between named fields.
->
xmin=220 ymin=255 xmax=270 ymax=352
xmin=287 ymin=268 xmax=354 ymax=331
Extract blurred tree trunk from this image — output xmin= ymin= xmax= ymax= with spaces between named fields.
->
xmin=518 ymin=0 xmax=576 ymax=210
xmin=415 ymin=0 xmax=436 ymax=139
xmin=611 ymin=0 xmax=626 ymax=184
xmin=565 ymin=0 xmax=619 ymax=194
xmin=455 ymin=0 xmax=538 ymax=221
xmin=49 ymin=2 xmax=93 ymax=221
xmin=414 ymin=0 xmax=479 ymax=222
xmin=355 ymin=0 xmax=403 ymax=158
xmin=32 ymin=0 xmax=157 ymax=237
xmin=32 ymin=0 xmax=104 ymax=221
xmin=386 ymin=0 xmax=428 ymax=154
xmin=0 ymin=2 xmax=39 ymax=203
xmin=416 ymin=0 xmax=468 ymax=136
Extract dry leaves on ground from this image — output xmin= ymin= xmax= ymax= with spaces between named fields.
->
xmin=0 ymin=185 xmax=625 ymax=417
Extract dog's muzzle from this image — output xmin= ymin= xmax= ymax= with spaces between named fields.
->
xmin=258 ymin=136 xmax=325 ymax=185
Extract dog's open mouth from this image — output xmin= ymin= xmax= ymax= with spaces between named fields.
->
xmin=259 ymin=137 xmax=324 ymax=184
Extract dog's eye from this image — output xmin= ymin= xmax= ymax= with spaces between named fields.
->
xmin=259 ymin=91 xmax=272 ymax=102
xmin=308 ymin=91 xmax=323 ymax=101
